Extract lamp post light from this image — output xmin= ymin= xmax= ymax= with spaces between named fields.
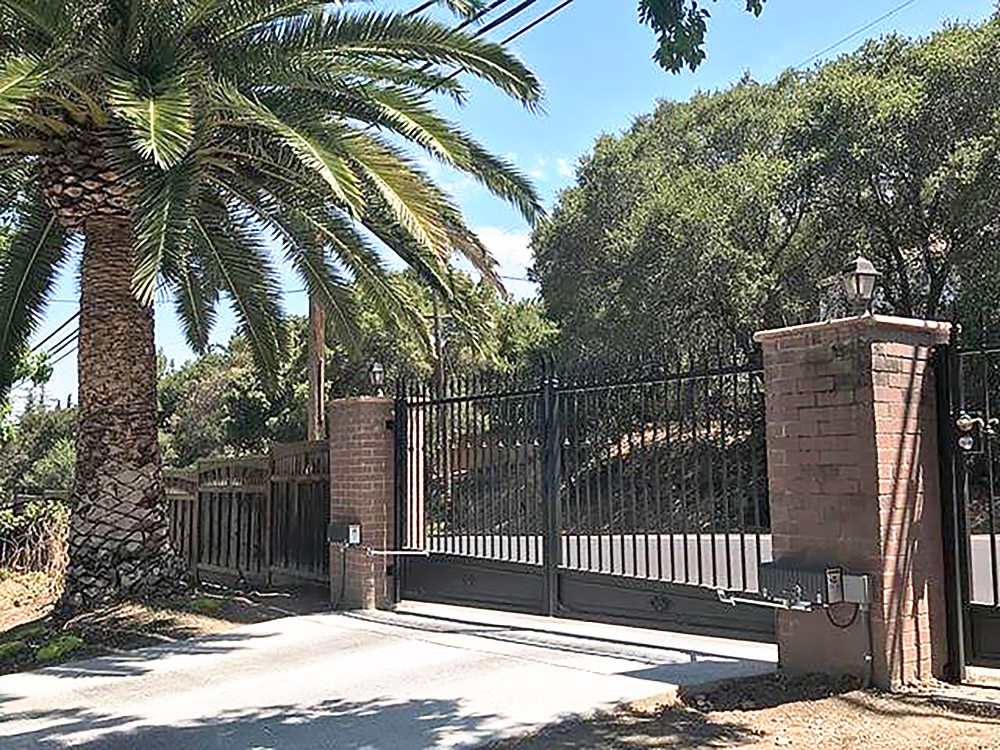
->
xmin=841 ymin=255 xmax=881 ymax=316
xmin=369 ymin=360 xmax=385 ymax=397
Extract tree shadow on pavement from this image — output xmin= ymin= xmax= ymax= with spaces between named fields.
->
xmin=0 ymin=696 xmax=504 ymax=750
xmin=486 ymin=704 xmax=759 ymax=749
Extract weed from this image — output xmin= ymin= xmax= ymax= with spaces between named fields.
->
xmin=35 ymin=634 xmax=83 ymax=661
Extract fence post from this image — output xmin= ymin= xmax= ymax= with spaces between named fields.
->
xmin=265 ymin=448 xmax=275 ymax=587
xmin=755 ymin=315 xmax=951 ymax=688
xmin=329 ymin=397 xmax=396 ymax=609
xmin=934 ymin=343 xmax=971 ymax=682
xmin=541 ymin=371 xmax=562 ymax=616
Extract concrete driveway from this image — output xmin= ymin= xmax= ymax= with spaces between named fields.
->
xmin=0 ymin=602 xmax=776 ymax=749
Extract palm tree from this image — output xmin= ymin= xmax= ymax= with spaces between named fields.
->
xmin=0 ymin=0 xmax=542 ymax=608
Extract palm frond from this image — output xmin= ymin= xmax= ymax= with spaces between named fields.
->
xmin=0 ymin=201 xmax=67 ymax=397
xmin=0 ymin=53 xmax=45 ymax=123
xmin=107 ymin=72 xmax=194 ymax=168
xmin=132 ymin=160 xmax=198 ymax=304
xmin=166 ymin=252 xmax=219 ymax=353
xmin=211 ymin=81 xmax=365 ymax=215
xmin=192 ymin=202 xmax=285 ymax=383
xmin=236 ymin=11 xmax=543 ymax=107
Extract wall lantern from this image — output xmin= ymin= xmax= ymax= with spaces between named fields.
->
xmin=369 ymin=360 xmax=385 ymax=397
xmin=841 ymin=255 xmax=881 ymax=315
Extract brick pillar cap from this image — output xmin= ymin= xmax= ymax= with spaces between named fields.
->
xmin=753 ymin=314 xmax=951 ymax=344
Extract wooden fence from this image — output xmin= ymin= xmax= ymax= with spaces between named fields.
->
xmin=165 ymin=440 xmax=330 ymax=588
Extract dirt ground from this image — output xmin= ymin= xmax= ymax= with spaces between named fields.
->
xmin=492 ymin=674 xmax=1000 ymax=749
xmin=0 ymin=571 xmax=328 ymax=675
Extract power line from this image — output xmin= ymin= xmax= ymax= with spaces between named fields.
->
xmin=49 ymin=346 xmax=76 ymax=368
xmin=30 ymin=311 xmax=80 ymax=353
xmin=795 ymin=0 xmax=919 ymax=70
xmin=498 ymin=0 xmax=574 ymax=45
xmin=45 ymin=329 xmax=78 ymax=358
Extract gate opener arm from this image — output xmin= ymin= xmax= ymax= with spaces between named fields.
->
xmin=716 ymin=590 xmax=814 ymax=612
xmin=365 ymin=548 xmax=429 ymax=557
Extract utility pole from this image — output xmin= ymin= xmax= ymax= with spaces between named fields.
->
xmin=306 ymin=244 xmax=327 ymax=442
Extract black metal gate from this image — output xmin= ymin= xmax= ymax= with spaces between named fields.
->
xmin=395 ymin=353 xmax=775 ymax=642
xmin=936 ymin=337 xmax=1000 ymax=673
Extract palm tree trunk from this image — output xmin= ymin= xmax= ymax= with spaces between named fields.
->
xmin=64 ymin=217 xmax=184 ymax=608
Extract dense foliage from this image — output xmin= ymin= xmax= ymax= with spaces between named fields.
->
xmin=533 ymin=20 xmax=1000 ymax=360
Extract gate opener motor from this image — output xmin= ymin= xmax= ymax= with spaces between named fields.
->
xmin=717 ymin=562 xmax=870 ymax=610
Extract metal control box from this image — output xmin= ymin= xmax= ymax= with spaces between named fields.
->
xmin=327 ymin=522 xmax=362 ymax=546
xmin=759 ymin=562 xmax=869 ymax=607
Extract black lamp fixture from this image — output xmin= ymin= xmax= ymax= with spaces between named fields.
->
xmin=840 ymin=255 xmax=881 ymax=315
xmin=369 ymin=360 xmax=385 ymax=397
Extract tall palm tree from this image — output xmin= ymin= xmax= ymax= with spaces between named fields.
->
xmin=0 ymin=0 xmax=542 ymax=608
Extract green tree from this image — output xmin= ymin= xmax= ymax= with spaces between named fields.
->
xmin=534 ymin=19 xmax=1000 ymax=359
xmin=0 ymin=0 xmax=542 ymax=607
xmin=639 ymin=0 xmax=766 ymax=72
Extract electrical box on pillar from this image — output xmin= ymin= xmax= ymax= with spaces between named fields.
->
xmin=328 ymin=522 xmax=362 ymax=547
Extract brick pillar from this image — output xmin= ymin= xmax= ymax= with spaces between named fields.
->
xmin=329 ymin=397 xmax=395 ymax=610
xmin=754 ymin=315 xmax=951 ymax=688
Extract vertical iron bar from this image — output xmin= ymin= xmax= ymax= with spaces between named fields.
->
xmin=628 ymin=383 xmax=639 ymax=577
xmin=749 ymin=368 xmax=764 ymax=581
xmin=678 ymin=369 xmax=690 ymax=583
xmin=707 ymin=362 xmax=719 ymax=589
xmin=736 ymin=366 xmax=749 ymax=591
xmin=720 ymin=348 xmax=733 ymax=591
xmin=639 ymin=380 xmax=651 ymax=578
xmin=393 ymin=393 xmax=408 ymax=603
xmin=572 ymin=387 xmax=582 ymax=571
xmin=935 ymin=343 xmax=968 ymax=682
xmin=693 ymin=361 xmax=706 ymax=586
xmin=978 ymin=352 xmax=1000 ymax=606
xmin=542 ymin=371 xmax=562 ymax=614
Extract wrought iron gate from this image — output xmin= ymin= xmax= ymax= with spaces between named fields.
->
xmin=937 ymin=337 xmax=1000 ymax=672
xmin=395 ymin=353 xmax=776 ymax=642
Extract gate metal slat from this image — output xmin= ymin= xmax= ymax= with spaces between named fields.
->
xmin=661 ymin=372 xmax=674 ymax=582
xmin=721 ymin=347 xmax=734 ymax=592
xmin=584 ymin=386 xmax=596 ymax=573
xmin=475 ymin=372 xmax=486 ymax=559
xmin=750 ymin=370 xmax=764 ymax=585
xmin=678 ymin=372 xmax=691 ymax=584
xmin=640 ymin=380 xmax=652 ymax=580
xmin=576 ymin=384 xmax=586 ymax=570
xmin=693 ymin=361 xmax=706 ymax=587
xmin=736 ymin=367 xmax=749 ymax=591
xmin=980 ymin=352 xmax=1000 ymax=607
xmin=707 ymin=361 xmax=719 ymax=590
xmin=603 ymin=388 xmax=614 ymax=575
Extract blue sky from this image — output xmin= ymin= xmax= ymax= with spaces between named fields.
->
xmin=23 ymin=0 xmax=995 ymax=408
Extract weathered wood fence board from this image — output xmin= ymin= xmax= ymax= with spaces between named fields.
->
xmin=165 ymin=441 xmax=330 ymax=587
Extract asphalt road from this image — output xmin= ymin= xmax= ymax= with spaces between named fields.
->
xmin=0 ymin=603 xmax=775 ymax=749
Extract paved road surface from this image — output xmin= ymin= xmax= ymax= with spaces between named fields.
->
xmin=0 ymin=603 xmax=775 ymax=749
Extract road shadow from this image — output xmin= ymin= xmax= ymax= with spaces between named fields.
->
xmin=0 ymin=696 xmax=504 ymax=750
xmin=348 ymin=611 xmax=775 ymax=681
xmin=484 ymin=703 xmax=758 ymax=749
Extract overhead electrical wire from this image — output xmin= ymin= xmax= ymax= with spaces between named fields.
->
xmin=795 ymin=0 xmax=919 ymax=70
xmin=29 ymin=311 xmax=79 ymax=353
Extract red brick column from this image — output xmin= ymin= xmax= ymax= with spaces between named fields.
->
xmin=329 ymin=397 xmax=395 ymax=610
xmin=754 ymin=315 xmax=951 ymax=688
